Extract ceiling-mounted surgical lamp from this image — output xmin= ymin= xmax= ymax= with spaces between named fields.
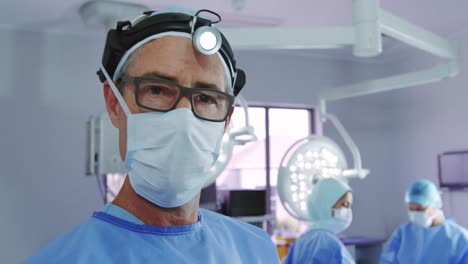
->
xmin=79 ymin=0 xmax=149 ymax=29
xmin=277 ymin=135 xmax=349 ymax=220
xmin=321 ymin=111 xmax=370 ymax=179
xmin=352 ymin=0 xmax=382 ymax=57
xmin=277 ymin=109 xmax=369 ymax=221
xmin=277 ymin=111 xmax=369 ymax=220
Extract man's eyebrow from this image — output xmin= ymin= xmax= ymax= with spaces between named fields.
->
xmin=194 ymin=81 xmax=221 ymax=90
xmin=140 ymin=71 xmax=177 ymax=82
xmin=140 ymin=71 xmax=223 ymax=91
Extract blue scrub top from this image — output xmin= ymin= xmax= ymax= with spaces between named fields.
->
xmin=380 ymin=219 xmax=468 ymax=264
xmin=24 ymin=203 xmax=280 ymax=263
xmin=100 ymin=203 xmax=144 ymax=224
xmin=284 ymin=229 xmax=355 ymax=264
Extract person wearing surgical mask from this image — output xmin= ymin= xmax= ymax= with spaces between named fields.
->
xmin=380 ymin=179 xmax=468 ymax=264
xmin=284 ymin=178 xmax=355 ymax=264
xmin=25 ymin=5 xmax=279 ymax=264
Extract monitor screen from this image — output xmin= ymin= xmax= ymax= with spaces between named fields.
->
xmin=438 ymin=151 xmax=468 ymax=188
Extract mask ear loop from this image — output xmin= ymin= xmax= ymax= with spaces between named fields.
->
xmin=100 ymin=63 xmax=132 ymax=117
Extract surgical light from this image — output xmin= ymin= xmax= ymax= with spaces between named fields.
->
xmin=79 ymin=0 xmax=149 ymax=30
xmin=277 ymin=135 xmax=348 ymax=221
xmin=352 ymin=0 xmax=382 ymax=57
xmin=277 ymin=110 xmax=369 ymax=221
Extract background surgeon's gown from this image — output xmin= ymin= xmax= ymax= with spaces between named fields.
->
xmin=284 ymin=229 xmax=355 ymax=264
xmin=24 ymin=203 xmax=279 ymax=263
xmin=380 ymin=219 xmax=468 ymax=264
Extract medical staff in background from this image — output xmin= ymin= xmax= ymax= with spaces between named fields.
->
xmin=284 ymin=178 xmax=356 ymax=264
xmin=380 ymin=179 xmax=468 ymax=263
xmin=25 ymin=5 xmax=279 ymax=263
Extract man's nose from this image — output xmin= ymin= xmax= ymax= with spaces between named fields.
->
xmin=174 ymin=96 xmax=191 ymax=109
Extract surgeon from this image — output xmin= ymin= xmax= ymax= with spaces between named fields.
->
xmin=284 ymin=178 xmax=355 ymax=264
xmin=380 ymin=179 xmax=468 ymax=263
xmin=25 ymin=6 xmax=279 ymax=263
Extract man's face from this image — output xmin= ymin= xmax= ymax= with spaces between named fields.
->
xmin=408 ymin=202 xmax=438 ymax=218
xmin=408 ymin=202 xmax=428 ymax=212
xmin=333 ymin=192 xmax=353 ymax=209
xmin=104 ymin=36 xmax=233 ymax=160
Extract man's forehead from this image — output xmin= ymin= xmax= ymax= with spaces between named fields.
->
xmin=126 ymin=36 xmax=225 ymax=86
xmin=342 ymin=192 xmax=353 ymax=203
xmin=336 ymin=192 xmax=352 ymax=204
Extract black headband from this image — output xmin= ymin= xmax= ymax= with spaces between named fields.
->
xmin=97 ymin=11 xmax=245 ymax=96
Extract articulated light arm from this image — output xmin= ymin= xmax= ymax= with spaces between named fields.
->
xmin=380 ymin=10 xmax=458 ymax=60
xmin=318 ymin=6 xmax=459 ymax=102
xmin=230 ymin=94 xmax=258 ymax=145
xmin=316 ymin=2 xmax=458 ymax=180
xmin=322 ymin=113 xmax=369 ymax=179
xmin=319 ymin=61 xmax=458 ymax=103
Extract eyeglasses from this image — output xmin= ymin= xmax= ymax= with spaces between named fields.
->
xmin=118 ymin=75 xmax=235 ymax=122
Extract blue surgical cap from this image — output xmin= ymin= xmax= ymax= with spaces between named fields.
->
xmin=405 ymin=179 xmax=442 ymax=209
xmin=307 ymin=178 xmax=352 ymax=222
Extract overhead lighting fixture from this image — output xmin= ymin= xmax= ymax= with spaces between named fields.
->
xmin=352 ymin=0 xmax=382 ymax=57
xmin=79 ymin=0 xmax=149 ymax=29
xmin=277 ymin=108 xmax=369 ymax=221
xmin=277 ymin=135 xmax=349 ymax=220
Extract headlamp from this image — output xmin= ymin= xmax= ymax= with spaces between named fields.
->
xmin=193 ymin=26 xmax=222 ymax=55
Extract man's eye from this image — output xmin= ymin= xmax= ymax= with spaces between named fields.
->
xmin=148 ymin=86 xmax=163 ymax=95
xmin=199 ymin=94 xmax=214 ymax=103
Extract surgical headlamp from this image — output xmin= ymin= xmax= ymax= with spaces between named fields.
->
xmin=97 ymin=9 xmax=246 ymax=96
xmin=191 ymin=10 xmax=223 ymax=55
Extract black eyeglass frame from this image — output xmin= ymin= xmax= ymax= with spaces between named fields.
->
xmin=118 ymin=74 xmax=235 ymax=122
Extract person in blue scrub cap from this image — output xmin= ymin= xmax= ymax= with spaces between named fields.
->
xmin=25 ymin=5 xmax=279 ymax=264
xmin=284 ymin=178 xmax=356 ymax=264
xmin=380 ymin=179 xmax=468 ymax=264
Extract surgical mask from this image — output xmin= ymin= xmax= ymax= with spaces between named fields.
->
xmin=101 ymin=66 xmax=225 ymax=208
xmin=408 ymin=210 xmax=433 ymax=228
xmin=328 ymin=208 xmax=353 ymax=234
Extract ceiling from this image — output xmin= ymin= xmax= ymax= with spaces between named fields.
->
xmin=1 ymin=1 xmax=466 ymax=34
xmin=1 ymin=0 xmax=466 ymax=64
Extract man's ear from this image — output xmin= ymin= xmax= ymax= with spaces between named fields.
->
xmin=224 ymin=106 xmax=234 ymax=131
xmin=103 ymin=81 xmax=120 ymax=128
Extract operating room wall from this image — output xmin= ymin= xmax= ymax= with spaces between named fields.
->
xmin=386 ymin=31 xmax=468 ymax=230
xmin=0 ymin=28 xmax=106 ymax=263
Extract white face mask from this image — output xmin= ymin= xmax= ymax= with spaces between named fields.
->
xmin=408 ymin=210 xmax=434 ymax=228
xmin=102 ymin=66 xmax=225 ymax=208
xmin=328 ymin=208 xmax=353 ymax=234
